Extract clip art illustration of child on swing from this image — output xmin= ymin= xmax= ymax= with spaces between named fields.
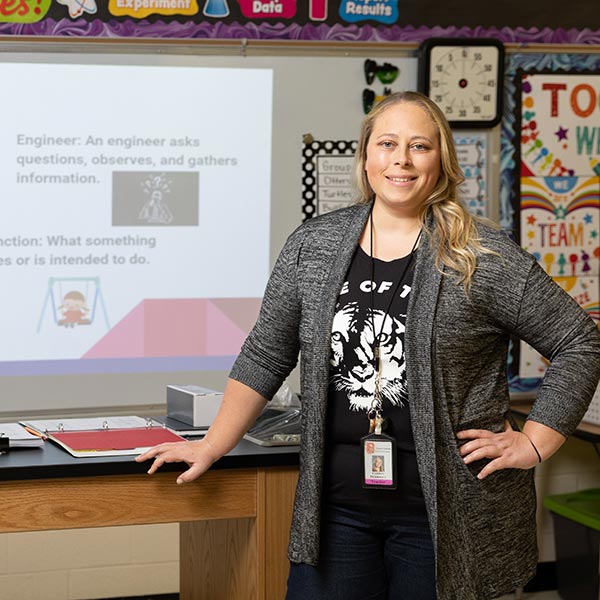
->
xmin=37 ymin=276 xmax=110 ymax=333
xmin=58 ymin=290 xmax=91 ymax=327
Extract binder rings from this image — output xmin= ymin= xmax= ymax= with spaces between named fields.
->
xmin=20 ymin=416 xmax=186 ymax=458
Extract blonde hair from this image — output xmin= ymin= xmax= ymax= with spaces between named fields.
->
xmin=354 ymin=91 xmax=493 ymax=290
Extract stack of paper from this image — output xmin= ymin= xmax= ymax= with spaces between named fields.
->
xmin=0 ymin=423 xmax=44 ymax=448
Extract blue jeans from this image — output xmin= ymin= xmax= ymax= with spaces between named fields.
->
xmin=286 ymin=505 xmax=436 ymax=600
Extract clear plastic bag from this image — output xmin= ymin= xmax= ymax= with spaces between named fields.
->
xmin=244 ymin=406 xmax=301 ymax=446
xmin=269 ymin=381 xmax=301 ymax=408
xmin=243 ymin=380 xmax=301 ymax=446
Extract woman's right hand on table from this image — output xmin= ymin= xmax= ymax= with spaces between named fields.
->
xmin=136 ymin=437 xmax=218 ymax=484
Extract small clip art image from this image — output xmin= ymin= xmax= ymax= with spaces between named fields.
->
xmin=203 ymin=0 xmax=229 ymax=17
xmin=58 ymin=290 xmax=91 ymax=328
xmin=37 ymin=277 xmax=110 ymax=333
xmin=56 ymin=0 xmax=97 ymax=18
xmin=139 ymin=173 xmax=174 ymax=225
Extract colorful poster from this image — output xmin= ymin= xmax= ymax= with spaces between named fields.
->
xmin=500 ymin=54 xmax=600 ymax=389
xmin=518 ymin=72 xmax=600 ymax=379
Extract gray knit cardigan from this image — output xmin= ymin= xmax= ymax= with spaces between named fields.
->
xmin=230 ymin=203 xmax=600 ymax=599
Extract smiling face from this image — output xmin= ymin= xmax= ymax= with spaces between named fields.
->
xmin=364 ymin=102 xmax=441 ymax=218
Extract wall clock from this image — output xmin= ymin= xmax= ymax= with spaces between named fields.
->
xmin=418 ymin=38 xmax=505 ymax=128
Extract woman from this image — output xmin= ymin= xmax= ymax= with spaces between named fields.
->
xmin=137 ymin=91 xmax=600 ymax=599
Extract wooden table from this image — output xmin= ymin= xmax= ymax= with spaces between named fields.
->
xmin=0 ymin=438 xmax=299 ymax=600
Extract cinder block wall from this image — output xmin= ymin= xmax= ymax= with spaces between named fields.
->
xmin=0 ymin=523 xmax=178 ymax=600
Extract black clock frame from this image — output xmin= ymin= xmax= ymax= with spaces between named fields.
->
xmin=417 ymin=37 xmax=505 ymax=128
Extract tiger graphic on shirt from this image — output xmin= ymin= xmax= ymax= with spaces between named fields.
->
xmin=329 ymin=301 xmax=408 ymax=411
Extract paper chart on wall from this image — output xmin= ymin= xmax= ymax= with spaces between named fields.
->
xmin=453 ymin=133 xmax=488 ymax=218
xmin=301 ymin=139 xmax=357 ymax=221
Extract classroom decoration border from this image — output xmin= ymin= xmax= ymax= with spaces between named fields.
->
xmin=1 ymin=10 xmax=600 ymax=44
xmin=501 ymin=52 xmax=600 ymax=392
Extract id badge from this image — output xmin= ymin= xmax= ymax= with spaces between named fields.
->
xmin=361 ymin=433 xmax=397 ymax=489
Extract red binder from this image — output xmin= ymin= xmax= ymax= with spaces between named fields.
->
xmin=20 ymin=416 xmax=188 ymax=458
xmin=49 ymin=427 xmax=185 ymax=458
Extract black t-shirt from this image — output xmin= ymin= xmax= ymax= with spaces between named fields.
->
xmin=324 ymin=245 xmax=426 ymax=513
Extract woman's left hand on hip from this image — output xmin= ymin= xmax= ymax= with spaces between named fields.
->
xmin=456 ymin=421 xmax=539 ymax=479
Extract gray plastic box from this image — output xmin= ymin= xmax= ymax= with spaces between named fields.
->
xmin=166 ymin=385 xmax=223 ymax=428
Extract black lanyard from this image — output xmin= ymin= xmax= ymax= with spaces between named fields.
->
xmin=368 ymin=211 xmax=421 ymax=405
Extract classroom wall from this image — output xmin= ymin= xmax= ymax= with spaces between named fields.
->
xmin=1 ymin=8 xmax=599 ymax=598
